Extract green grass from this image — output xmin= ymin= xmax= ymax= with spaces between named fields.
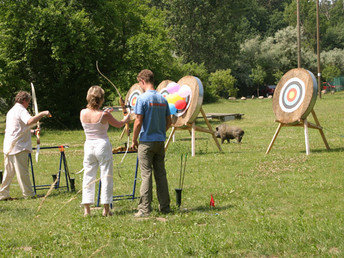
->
xmin=0 ymin=92 xmax=343 ymax=256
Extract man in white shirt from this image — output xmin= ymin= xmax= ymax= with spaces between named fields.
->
xmin=0 ymin=91 xmax=50 ymax=200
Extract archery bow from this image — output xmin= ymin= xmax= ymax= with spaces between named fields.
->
xmin=95 ymin=61 xmax=130 ymax=137
xmin=95 ymin=61 xmax=131 ymax=170
xmin=31 ymin=82 xmax=40 ymax=162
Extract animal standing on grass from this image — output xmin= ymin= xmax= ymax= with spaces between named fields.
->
xmin=215 ymin=123 xmax=244 ymax=144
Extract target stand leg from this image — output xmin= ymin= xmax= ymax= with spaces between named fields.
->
xmin=311 ymin=110 xmax=330 ymax=150
xmin=191 ymin=123 xmax=196 ymax=157
xmin=266 ymin=123 xmax=283 ymax=154
xmin=165 ymin=127 xmax=176 ymax=152
xmin=200 ymin=107 xmax=222 ymax=152
xmin=303 ymin=119 xmax=310 ymax=155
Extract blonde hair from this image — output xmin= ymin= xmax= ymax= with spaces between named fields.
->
xmin=86 ymin=86 xmax=104 ymax=109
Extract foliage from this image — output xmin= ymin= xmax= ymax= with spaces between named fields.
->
xmin=1 ymin=92 xmax=344 ymax=256
xmin=322 ymin=65 xmax=341 ymax=82
xmin=0 ymin=0 xmax=178 ymax=128
xmin=162 ymin=0 xmax=251 ymax=72
xmin=0 ymin=0 xmax=343 ymax=118
xmin=208 ymin=69 xmax=237 ymax=99
xmin=321 ymin=48 xmax=344 ymax=73
xmin=235 ymin=26 xmax=318 ymax=97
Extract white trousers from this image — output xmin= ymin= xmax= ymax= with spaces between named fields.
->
xmin=82 ymin=139 xmax=113 ymax=205
xmin=0 ymin=151 xmax=35 ymax=200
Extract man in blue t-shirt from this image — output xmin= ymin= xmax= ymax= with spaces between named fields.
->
xmin=131 ymin=69 xmax=172 ymax=217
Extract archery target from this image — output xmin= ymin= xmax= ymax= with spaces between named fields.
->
xmin=279 ymin=77 xmax=305 ymax=113
xmin=157 ymin=76 xmax=203 ymax=127
xmin=128 ymin=90 xmax=140 ymax=110
xmin=159 ymin=83 xmax=192 ymax=117
xmin=273 ymin=68 xmax=318 ymax=125
xmin=125 ymin=83 xmax=144 ymax=121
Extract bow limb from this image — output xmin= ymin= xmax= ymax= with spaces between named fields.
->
xmin=95 ymin=61 xmax=130 ymax=137
xmin=31 ymin=83 xmax=40 ymax=162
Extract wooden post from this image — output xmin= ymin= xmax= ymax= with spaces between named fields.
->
xmin=165 ymin=127 xmax=176 ymax=151
xmin=311 ymin=110 xmax=330 ymax=150
xmin=297 ymin=0 xmax=301 ymax=68
xmin=304 ymin=119 xmax=310 ymax=155
xmin=200 ymin=107 xmax=222 ymax=152
xmin=191 ymin=123 xmax=196 ymax=156
xmin=266 ymin=123 xmax=283 ymax=154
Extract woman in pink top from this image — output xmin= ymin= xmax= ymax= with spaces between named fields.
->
xmin=80 ymin=86 xmax=130 ymax=217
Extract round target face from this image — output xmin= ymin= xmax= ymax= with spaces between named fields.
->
xmin=273 ymin=68 xmax=318 ymax=125
xmin=128 ymin=90 xmax=141 ymax=111
xmin=157 ymin=77 xmax=203 ymax=127
xmin=160 ymin=87 xmax=192 ymax=117
xmin=279 ymin=77 xmax=306 ymax=113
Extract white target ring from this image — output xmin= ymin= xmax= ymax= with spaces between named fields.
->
xmin=127 ymin=90 xmax=141 ymax=111
xmin=160 ymin=86 xmax=192 ymax=117
xmin=279 ymin=77 xmax=306 ymax=113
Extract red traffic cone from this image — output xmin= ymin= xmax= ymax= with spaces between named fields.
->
xmin=210 ymin=194 xmax=215 ymax=207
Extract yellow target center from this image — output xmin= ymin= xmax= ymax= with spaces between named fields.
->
xmin=288 ymin=90 xmax=296 ymax=101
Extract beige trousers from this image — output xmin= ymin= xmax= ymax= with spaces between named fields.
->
xmin=0 ymin=151 xmax=35 ymax=199
xmin=137 ymin=142 xmax=170 ymax=213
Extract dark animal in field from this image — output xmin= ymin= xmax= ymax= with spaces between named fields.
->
xmin=215 ymin=124 xmax=244 ymax=144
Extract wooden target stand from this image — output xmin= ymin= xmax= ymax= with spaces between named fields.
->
xmin=124 ymin=76 xmax=222 ymax=156
xmin=266 ymin=68 xmax=330 ymax=155
xmin=157 ymin=76 xmax=222 ymax=156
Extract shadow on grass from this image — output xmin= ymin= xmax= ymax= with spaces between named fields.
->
xmin=177 ymin=137 xmax=209 ymax=141
xmin=300 ymin=147 xmax=344 ymax=153
xmin=180 ymin=204 xmax=234 ymax=213
xmin=114 ymin=204 xmax=234 ymax=217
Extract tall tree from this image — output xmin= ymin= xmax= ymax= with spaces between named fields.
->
xmin=0 ymin=0 xmax=176 ymax=128
xmin=162 ymin=0 xmax=251 ymax=72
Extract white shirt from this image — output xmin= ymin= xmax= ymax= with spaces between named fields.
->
xmin=3 ymin=103 xmax=32 ymax=155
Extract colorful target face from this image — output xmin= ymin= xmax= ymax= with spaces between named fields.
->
xmin=159 ymin=84 xmax=192 ymax=117
xmin=279 ymin=77 xmax=306 ymax=113
xmin=128 ymin=90 xmax=141 ymax=111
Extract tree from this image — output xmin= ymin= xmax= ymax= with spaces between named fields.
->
xmin=234 ymin=26 xmax=317 ymax=96
xmin=0 ymin=0 xmax=178 ymax=128
xmin=162 ymin=0 xmax=251 ymax=72
xmin=322 ymin=65 xmax=341 ymax=82
xmin=208 ymin=69 xmax=237 ymax=99
xmin=250 ymin=65 xmax=266 ymax=97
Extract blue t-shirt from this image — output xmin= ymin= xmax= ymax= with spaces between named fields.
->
xmin=134 ymin=90 xmax=170 ymax=142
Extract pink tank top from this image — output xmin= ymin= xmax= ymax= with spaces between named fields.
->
xmin=81 ymin=111 xmax=109 ymax=140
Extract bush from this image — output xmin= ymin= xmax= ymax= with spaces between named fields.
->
xmin=208 ymin=69 xmax=237 ymax=99
xmin=322 ymin=65 xmax=341 ymax=82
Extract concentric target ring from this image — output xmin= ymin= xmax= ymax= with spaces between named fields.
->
xmin=279 ymin=77 xmax=305 ymax=113
xmin=125 ymin=83 xmax=144 ymax=121
xmin=157 ymin=76 xmax=203 ymax=127
xmin=273 ymin=68 xmax=318 ymax=125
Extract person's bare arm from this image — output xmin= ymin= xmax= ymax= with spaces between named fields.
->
xmin=27 ymin=111 xmax=51 ymax=126
xmin=102 ymin=111 xmax=130 ymax=128
xmin=131 ymin=114 xmax=143 ymax=149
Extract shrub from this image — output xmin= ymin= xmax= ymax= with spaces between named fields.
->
xmin=208 ymin=69 xmax=237 ymax=99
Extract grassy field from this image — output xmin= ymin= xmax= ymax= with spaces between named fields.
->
xmin=0 ymin=92 xmax=343 ymax=256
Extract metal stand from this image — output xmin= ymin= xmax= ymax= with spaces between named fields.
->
xmin=96 ymin=151 xmax=139 ymax=207
xmin=30 ymin=145 xmax=72 ymax=194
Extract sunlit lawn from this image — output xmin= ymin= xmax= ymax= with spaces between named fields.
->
xmin=0 ymin=92 xmax=343 ymax=256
